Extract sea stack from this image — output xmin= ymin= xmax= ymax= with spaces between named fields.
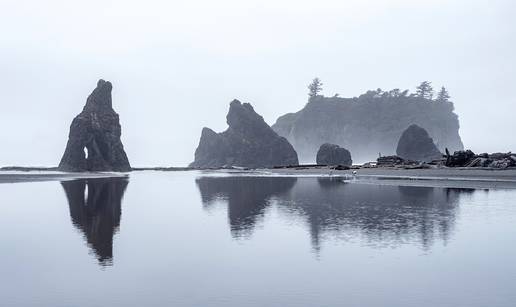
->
xmin=190 ymin=99 xmax=299 ymax=168
xmin=58 ymin=80 xmax=131 ymax=172
xmin=316 ymin=143 xmax=352 ymax=166
xmin=396 ymin=124 xmax=442 ymax=162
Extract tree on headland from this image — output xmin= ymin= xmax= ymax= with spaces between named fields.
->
xmin=436 ymin=86 xmax=451 ymax=103
xmin=415 ymin=81 xmax=434 ymax=100
xmin=388 ymin=88 xmax=401 ymax=97
xmin=308 ymin=78 xmax=323 ymax=99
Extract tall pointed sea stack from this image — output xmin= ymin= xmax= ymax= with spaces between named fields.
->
xmin=58 ymin=80 xmax=131 ymax=172
xmin=190 ymin=99 xmax=299 ymax=168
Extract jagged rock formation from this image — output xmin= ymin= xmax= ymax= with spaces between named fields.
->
xmin=396 ymin=124 xmax=442 ymax=162
xmin=190 ymin=100 xmax=299 ymax=168
xmin=316 ymin=143 xmax=352 ymax=166
xmin=58 ymin=80 xmax=131 ymax=172
xmin=272 ymin=94 xmax=464 ymax=163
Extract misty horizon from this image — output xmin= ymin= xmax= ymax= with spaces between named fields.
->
xmin=1 ymin=0 xmax=514 ymax=167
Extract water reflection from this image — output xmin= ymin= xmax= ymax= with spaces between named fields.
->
xmin=196 ymin=176 xmax=297 ymax=238
xmin=196 ymin=176 xmax=475 ymax=252
xmin=61 ymin=177 xmax=128 ymax=266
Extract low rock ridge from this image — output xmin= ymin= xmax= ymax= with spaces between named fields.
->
xmin=190 ymin=100 xmax=299 ymax=168
xmin=58 ymin=80 xmax=131 ymax=172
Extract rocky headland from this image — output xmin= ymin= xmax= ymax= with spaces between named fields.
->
xmin=272 ymin=91 xmax=463 ymax=163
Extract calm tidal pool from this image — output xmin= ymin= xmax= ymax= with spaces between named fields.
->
xmin=1 ymin=171 xmax=516 ymax=307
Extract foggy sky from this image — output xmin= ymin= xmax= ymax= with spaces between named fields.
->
xmin=1 ymin=0 xmax=515 ymax=166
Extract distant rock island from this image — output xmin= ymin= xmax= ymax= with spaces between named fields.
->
xmin=272 ymin=85 xmax=463 ymax=163
xmin=396 ymin=124 xmax=442 ymax=162
xmin=190 ymin=99 xmax=299 ymax=168
xmin=316 ymin=143 xmax=352 ymax=166
xmin=58 ymin=80 xmax=131 ymax=172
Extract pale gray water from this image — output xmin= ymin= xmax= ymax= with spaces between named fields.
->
xmin=1 ymin=171 xmax=516 ymax=307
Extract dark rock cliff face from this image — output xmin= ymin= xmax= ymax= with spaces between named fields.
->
xmin=272 ymin=95 xmax=463 ymax=163
xmin=190 ymin=100 xmax=299 ymax=168
xmin=316 ymin=143 xmax=352 ymax=166
xmin=396 ymin=124 xmax=442 ymax=162
xmin=58 ymin=80 xmax=131 ymax=172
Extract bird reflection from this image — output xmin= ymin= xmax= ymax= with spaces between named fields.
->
xmin=196 ymin=176 xmax=475 ymax=252
xmin=196 ymin=176 xmax=297 ymax=238
xmin=61 ymin=177 xmax=128 ymax=266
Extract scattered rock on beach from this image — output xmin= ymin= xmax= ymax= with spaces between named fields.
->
xmin=445 ymin=149 xmax=476 ymax=167
xmin=190 ymin=100 xmax=299 ymax=168
xmin=316 ymin=143 xmax=352 ymax=166
xmin=377 ymin=155 xmax=406 ymax=167
xmin=396 ymin=124 xmax=442 ymax=162
xmin=58 ymin=80 xmax=131 ymax=172
xmin=444 ymin=150 xmax=516 ymax=168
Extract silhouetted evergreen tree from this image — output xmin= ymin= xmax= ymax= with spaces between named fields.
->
xmin=416 ymin=81 xmax=434 ymax=100
xmin=308 ymin=78 xmax=323 ymax=99
xmin=436 ymin=86 xmax=451 ymax=103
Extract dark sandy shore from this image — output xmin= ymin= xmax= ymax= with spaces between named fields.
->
xmin=0 ymin=171 xmax=128 ymax=184
xmin=266 ymin=166 xmax=516 ymax=180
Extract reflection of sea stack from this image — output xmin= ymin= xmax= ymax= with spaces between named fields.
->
xmin=61 ymin=177 xmax=128 ymax=266
xmin=196 ymin=176 xmax=297 ymax=238
xmin=58 ymin=80 xmax=131 ymax=172
xmin=195 ymin=176 xmax=471 ymax=252
xmin=190 ymin=100 xmax=299 ymax=168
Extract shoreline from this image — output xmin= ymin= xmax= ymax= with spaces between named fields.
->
xmin=2 ymin=166 xmax=516 ymax=189
xmin=197 ymin=166 xmax=516 ymax=189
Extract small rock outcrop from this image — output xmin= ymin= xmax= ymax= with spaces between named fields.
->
xmin=58 ymin=80 xmax=131 ymax=172
xmin=316 ymin=143 xmax=352 ymax=166
xmin=396 ymin=124 xmax=442 ymax=162
xmin=190 ymin=100 xmax=299 ymax=168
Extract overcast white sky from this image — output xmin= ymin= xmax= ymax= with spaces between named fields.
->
xmin=1 ymin=0 xmax=514 ymax=166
